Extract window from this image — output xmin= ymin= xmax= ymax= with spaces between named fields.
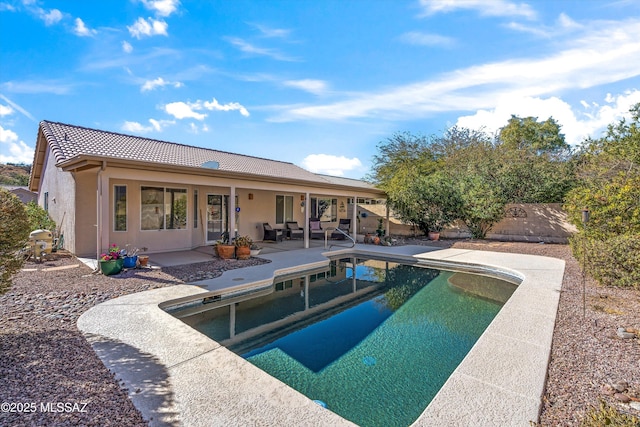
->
xmin=165 ymin=188 xmax=187 ymax=229
xmin=311 ymin=197 xmax=337 ymax=222
xmin=114 ymin=185 xmax=127 ymax=231
xmin=193 ymin=190 xmax=198 ymax=229
xmin=275 ymin=195 xmax=293 ymax=224
xmin=44 ymin=192 xmax=49 ymax=211
xmin=141 ymin=186 xmax=187 ymax=230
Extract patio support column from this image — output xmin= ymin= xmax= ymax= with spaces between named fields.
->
xmin=229 ymin=186 xmax=236 ymax=239
xmin=352 ymin=195 xmax=358 ymax=242
xmin=304 ymin=192 xmax=310 ymax=249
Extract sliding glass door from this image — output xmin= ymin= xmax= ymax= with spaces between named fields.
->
xmin=207 ymin=194 xmax=229 ymax=243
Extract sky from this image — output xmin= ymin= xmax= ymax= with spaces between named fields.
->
xmin=1 ymin=0 xmax=640 ymax=179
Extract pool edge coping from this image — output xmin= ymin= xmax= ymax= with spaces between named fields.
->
xmin=77 ymin=244 xmax=564 ymax=426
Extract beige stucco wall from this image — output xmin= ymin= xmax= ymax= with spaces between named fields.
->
xmin=37 ymin=146 xmax=78 ymax=253
xmin=352 ymin=203 xmax=576 ymax=243
xmin=88 ymin=166 xmax=366 ymax=255
xmin=442 ymin=203 xmax=577 ymax=243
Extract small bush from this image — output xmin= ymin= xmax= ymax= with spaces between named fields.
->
xmin=0 ymin=189 xmax=30 ymax=294
xmin=571 ymin=233 xmax=640 ymax=289
xmin=579 ymin=400 xmax=640 ymax=427
xmin=24 ymin=201 xmax=56 ymax=232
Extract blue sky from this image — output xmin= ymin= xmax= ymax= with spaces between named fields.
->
xmin=1 ymin=0 xmax=639 ymax=179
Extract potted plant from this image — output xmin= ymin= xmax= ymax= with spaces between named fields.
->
xmin=234 ymin=235 xmax=252 ymax=260
xmin=100 ymin=243 xmax=124 ymax=275
xmin=250 ymin=243 xmax=261 ymax=257
xmin=216 ymin=232 xmax=235 ymax=259
xmin=122 ymin=244 xmax=139 ymax=268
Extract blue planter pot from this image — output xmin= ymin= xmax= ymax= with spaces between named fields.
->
xmin=123 ymin=256 xmax=137 ymax=268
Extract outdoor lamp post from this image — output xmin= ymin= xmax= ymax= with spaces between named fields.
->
xmin=581 ymin=207 xmax=589 ymax=317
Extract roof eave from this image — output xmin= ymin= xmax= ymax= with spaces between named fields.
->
xmin=59 ymin=155 xmax=385 ymax=196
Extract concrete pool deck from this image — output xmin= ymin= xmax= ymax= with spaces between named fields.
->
xmin=77 ymin=244 xmax=565 ymax=426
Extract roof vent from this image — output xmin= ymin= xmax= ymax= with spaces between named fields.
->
xmin=201 ymin=161 xmax=219 ymax=169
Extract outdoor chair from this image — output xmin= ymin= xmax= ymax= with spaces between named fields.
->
xmin=262 ymin=223 xmax=283 ymax=242
xmin=286 ymin=221 xmax=304 ymax=239
xmin=309 ymin=218 xmax=324 ymax=239
xmin=331 ymin=218 xmax=351 ymax=240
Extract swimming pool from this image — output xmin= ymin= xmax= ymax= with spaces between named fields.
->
xmin=177 ymin=256 xmax=518 ymax=427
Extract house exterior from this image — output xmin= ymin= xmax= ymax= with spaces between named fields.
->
xmin=28 ymin=121 xmax=386 ymax=257
xmin=0 ymin=185 xmax=37 ymax=204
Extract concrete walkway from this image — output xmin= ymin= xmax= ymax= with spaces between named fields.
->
xmin=78 ymin=244 xmax=564 ymax=426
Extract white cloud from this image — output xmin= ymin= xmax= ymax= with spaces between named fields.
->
xmin=399 ymin=31 xmax=455 ymax=47
xmin=0 ymin=125 xmax=34 ymax=164
xmin=140 ymin=0 xmax=180 ymax=17
xmin=164 ymin=98 xmax=249 ymax=119
xmin=164 ymin=102 xmax=207 ymax=120
xmin=0 ymin=94 xmax=34 ymax=120
xmin=38 ymin=8 xmax=63 ymax=25
xmin=250 ymin=23 xmax=291 ymax=39
xmin=301 ymin=154 xmax=363 ymax=177
xmin=225 ymin=37 xmax=298 ymax=61
xmin=419 ymin=0 xmax=537 ymax=20
xmin=283 ymin=79 xmax=328 ymax=96
xmin=141 ymin=77 xmax=183 ymax=92
xmin=122 ymin=41 xmax=133 ymax=53
xmin=127 ymin=17 xmax=168 ymax=39
xmin=121 ymin=118 xmax=175 ymax=133
xmin=273 ymin=19 xmax=640 ymax=123
xmin=455 ymin=89 xmax=640 ymax=145
xmin=73 ymin=18 xmax=96 ymax=37
xmin=202 ymin=98 xmax=249 ymax=116
xmin=0 ymin=104 xmax=13 ymax=116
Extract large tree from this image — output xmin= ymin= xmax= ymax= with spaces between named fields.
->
xmin=499 ymin=115 xmax=569 ymax=153
xmin=564 ymin=104 xmax=640 ymax=288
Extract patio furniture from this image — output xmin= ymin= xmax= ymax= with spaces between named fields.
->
xmin=309 ymin=218 xmax=324 ymax=239
xmin=331 ymin=218 xmax=351 ymax=240
xmin=263 ymin=223 xmax=283 ymax=242
xmin=286 ymin=221 xmax=304 ymax=240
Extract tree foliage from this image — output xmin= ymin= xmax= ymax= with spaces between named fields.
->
xmin=499 ymin=115 xmax=569 ymax=153
xmin=565 ymin=104 xmax=640 ymax=288
xmin=370 ymin=117 xmax=576 ymax=239
xmin=387 ymin=172 xmax=461 ymax=234
xmin=0 ymin=189 xmax=30 ymax=294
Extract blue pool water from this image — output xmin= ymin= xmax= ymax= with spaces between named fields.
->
xmin=184 ymin=258 xmax=514 ymax=427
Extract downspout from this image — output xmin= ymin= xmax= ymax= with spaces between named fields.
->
xmin=95 ymin=161 xmax=106 ymax=272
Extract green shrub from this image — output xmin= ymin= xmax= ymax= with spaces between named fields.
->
xmin=571 ymin=233 xmax=640 ymax=289
xmin=24 ymin=201 xmax=56 ymax=232
xmin=579 ymin=400 xmax=640 ymax=427
xmin=0 ymin=189 xmax=30 ymax=294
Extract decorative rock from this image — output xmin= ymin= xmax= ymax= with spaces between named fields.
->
xmin=613 ymin=381 xmax=628 ymax=392
xmin=614 ymin=393 xmax=631 ymax=403
xmin=600 ymin=384 xmax=615 ymax=395
xmin=617 ymin=327 xmax=636 ymax=339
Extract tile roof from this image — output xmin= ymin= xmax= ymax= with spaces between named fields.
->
xmin=39 ymin=120 xmax=335 ymax=184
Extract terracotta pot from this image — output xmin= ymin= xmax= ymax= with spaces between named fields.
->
xmin=428 ymin=231 xmax=440 ymax=241
xmin=217 ymin=245 xmax=235 ymax=259
xmin=236 ymin=246 xmax=250 ymax=260
xmin=138 ymin=255 xmax=149 ymax=266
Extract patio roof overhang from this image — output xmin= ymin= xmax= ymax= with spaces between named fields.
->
xmin=57 ymin=154 xmax=386 ymax=199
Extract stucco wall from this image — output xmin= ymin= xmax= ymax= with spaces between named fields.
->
xmin=351 ymin=203 xmax=576 ymax=243
xmin=37 ymin=146 xmax=77 ymax=253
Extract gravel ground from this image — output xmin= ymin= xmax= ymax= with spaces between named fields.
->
xmin=1 ymin=240 xmax=638 ymax=426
